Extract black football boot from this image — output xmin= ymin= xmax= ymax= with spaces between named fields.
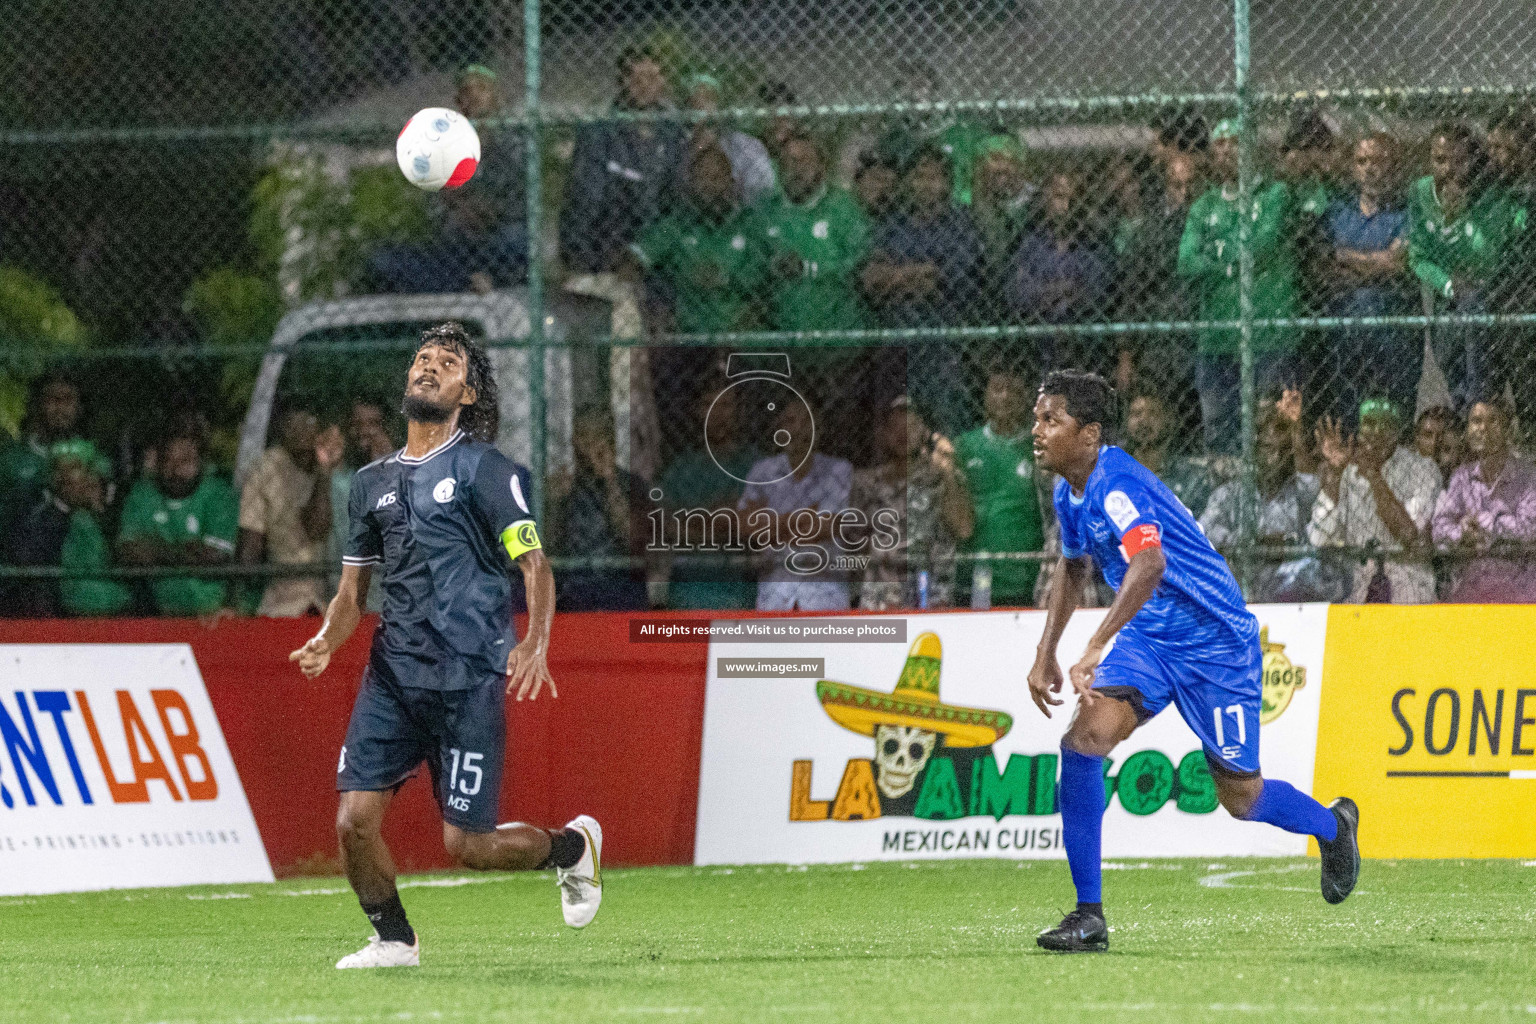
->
xmin=1036 ymin=907 xmax=1109 ymax=953
xmin=1318 ymin=796 xmax=1360 ymax=905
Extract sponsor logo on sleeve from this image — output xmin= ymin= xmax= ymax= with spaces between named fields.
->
xmin=1104 ymin=490 xmax=1139 ymax=532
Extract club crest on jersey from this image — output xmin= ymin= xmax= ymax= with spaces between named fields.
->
xmin=1104 ymin=490 xmax=1139 ymax=531
xmin=433 ymin=478 xmax=456 ymax=503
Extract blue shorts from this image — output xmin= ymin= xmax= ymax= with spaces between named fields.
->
xmin=337 ymin=662 xmax=506 ymax=832
xmin=1093 ymin=629 xmax=1263 ymax=776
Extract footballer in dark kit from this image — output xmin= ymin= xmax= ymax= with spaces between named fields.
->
xmin=290 ymin=323 xmax=603 ymax=969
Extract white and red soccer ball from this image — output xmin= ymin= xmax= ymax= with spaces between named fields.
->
xmin=396 ymin=107 xmax=481 ymax=191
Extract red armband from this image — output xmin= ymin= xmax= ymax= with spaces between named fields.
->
xmin=1120 ymin=523 xmax=1161 ymax=558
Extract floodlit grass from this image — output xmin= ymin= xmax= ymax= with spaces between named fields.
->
xmin=2 ymin=858 xmax=1534 ymax=1023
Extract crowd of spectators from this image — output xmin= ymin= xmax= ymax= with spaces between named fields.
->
xmin=6 ymin=52 xmax=1536 ymax=616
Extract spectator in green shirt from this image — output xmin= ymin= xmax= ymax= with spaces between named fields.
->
xmin=117 ymin=433 xmax=238 ymax=617
xmin=1409 ymin=121 xmax=1513 ymax=410
xmin=953 ymin=364 xmax=1045 ymax=605
xmin=971 ymin=135 xmax=1036 ymax=325
xmin=1179 ymin=118 xmax=1301 ymax=455
xmin=875 ymin=58 xmax=988 ymax=207
xmin=5 ymin=440 xmax=130 ymax=617
xmin=630 ymin=146 xmax=768 ymax=336
xmin=758 ymin=132 xmax=871 ymax=336
xmin=0 ymin=372 xmax=84 ymax=534
xmin=1487 ymin=109 xmax=1536 ymax=426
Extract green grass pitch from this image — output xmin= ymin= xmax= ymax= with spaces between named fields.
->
xmin=3 ymin=858 xmax=1534 ymax=1023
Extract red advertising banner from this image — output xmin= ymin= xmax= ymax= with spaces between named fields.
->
xmin=0 ymin=614 xmax=711 ymax=875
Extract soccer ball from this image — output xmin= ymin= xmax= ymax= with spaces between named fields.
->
xmin=395 ymin=107 xmax=481 ymax=191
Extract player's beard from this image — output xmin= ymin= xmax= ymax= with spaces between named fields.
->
xmin=401 ymin=391 xmax=454 ymax=424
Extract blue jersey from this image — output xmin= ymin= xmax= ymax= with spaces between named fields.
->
xmin=1054 ymin=446 xmax=1257 ymax=657
xmin=343 ymin=430 xmax=539 ymax=689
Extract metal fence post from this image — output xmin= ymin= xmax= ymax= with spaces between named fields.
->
xmin=524 ymin=0 xmax=546 ymax=526
xmin=1233 ymin=0 xmax=1258 ymax=597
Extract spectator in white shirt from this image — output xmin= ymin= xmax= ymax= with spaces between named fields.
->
xmin=738 ymin=398 xmax=853 ymax=611
xmin=1309 ymin=398 xmax=1442 ymax=603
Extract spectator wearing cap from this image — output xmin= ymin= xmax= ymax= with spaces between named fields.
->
xmin=1006 ymin=169 xmax=1112 ymax=378
xmin=629 ymin=146 xmax=767 ymax=335
xmin=116 ymin=434 xmax=238 ymax=617
xmin=1432 ymin=398 xmax=1536 ymax=602
xmin=1310 ymin=398 xmax=1442 ymax=604
xmin=0 ymin=372 xmax=85 ymax=533
xmin=682 ymin=73 xmax=776 ymax=209
xmin=1324 ymin=133 xmax=1413 ymax=417
xmin=849 ymin=397 xmax=971 ymax=611
xmin=237 ymin=408 xmax=343 ymax=617
xmin=1179 ymin=118 xmax=1301 ymax=455
xmin=1409 ymin=121 xmax=1514 ymax=409
xmin=371 ymin=64 xmax=528 ymax=294
xmin=559 ymin=46 xmax=687 ymax=275
xmin=860 ymin=144 xmax=983 ymax=434
xmin=5 ymin=441 xmax=131 ymax=617
xmin=757 ymin=132 xmax=870 ymax=339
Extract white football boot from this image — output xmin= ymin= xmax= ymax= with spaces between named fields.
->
xmin=335 ymin=933 xmax=421 ymax=969
xmin=556 ymin=815 xmax=603 ymax=928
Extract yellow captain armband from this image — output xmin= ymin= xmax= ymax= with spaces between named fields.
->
xmin=501 ymin=520 xmax=542 ymax=560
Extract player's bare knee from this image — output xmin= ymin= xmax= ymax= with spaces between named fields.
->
xmin=335 ymin=796 xmax=382 ymax=848
xmin=1063 ymin=701 xmax=1136 ymax=757
xmin=1216 ymin=775 xmax=1263 ymax=818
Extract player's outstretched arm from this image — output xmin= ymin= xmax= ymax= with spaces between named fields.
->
xmin=1029 ymin=555 xmax=1090 ymax=717
xmin=1068 ymin=546 xmax=1166 ymax=700
xmin=290 ymin=564 xmax=370 ymax=679
xmin=507 ymin=548 xmax=557 ymax=701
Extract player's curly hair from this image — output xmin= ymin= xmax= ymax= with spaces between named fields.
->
xmin=416 ymin=322 xmax=499 ymax=442
xmin=1040 ymin=369 xmax=1116 ymax=432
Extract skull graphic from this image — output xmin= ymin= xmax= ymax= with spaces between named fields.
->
xmin=873 ymin=723 xmax=937 ymax=799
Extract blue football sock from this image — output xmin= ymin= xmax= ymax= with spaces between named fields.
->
xmin=1239 ymin=778 xmax=1338 ymax=841
xmin=1058 ymin=746 xmax=1107 ymax=904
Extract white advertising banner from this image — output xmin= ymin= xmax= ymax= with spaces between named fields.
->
xmin=695 ymin=606 xmax=1327 ymax=865
xmin=0 ymin=645 xmax=274 ymax=894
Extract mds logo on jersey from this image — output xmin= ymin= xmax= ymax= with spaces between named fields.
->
xmin=0 ymin=688 xmax=218 ymax=809
xmin=787 ymin=632 xmax=1220 ymax=833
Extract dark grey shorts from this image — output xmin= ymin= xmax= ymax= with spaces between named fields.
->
xmin=337 ymin=663 xmax=506 ymax=833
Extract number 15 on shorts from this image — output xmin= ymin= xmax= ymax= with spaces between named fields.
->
xmin=447 ymin=748 xmax=482 ymax=812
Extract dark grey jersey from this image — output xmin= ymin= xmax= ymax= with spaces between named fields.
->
xmin=343 ymin=430 xmax=539 ymax=689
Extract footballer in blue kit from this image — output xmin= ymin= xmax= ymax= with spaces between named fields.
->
xmin=1026 ymin=371 xmax=1359 ymax=953
xmin=290 ymin=323 xmax=603 ymax=970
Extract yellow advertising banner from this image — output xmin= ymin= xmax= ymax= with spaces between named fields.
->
xmin=1312 ymin=605 xmax=1536 ymax=858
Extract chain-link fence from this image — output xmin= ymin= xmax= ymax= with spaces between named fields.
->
xmin=4 ymin=0 xmax=1536 ymax=616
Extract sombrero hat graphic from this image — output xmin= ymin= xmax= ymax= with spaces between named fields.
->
xmin=815 ymin=632 xmax=1012 ymax=747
